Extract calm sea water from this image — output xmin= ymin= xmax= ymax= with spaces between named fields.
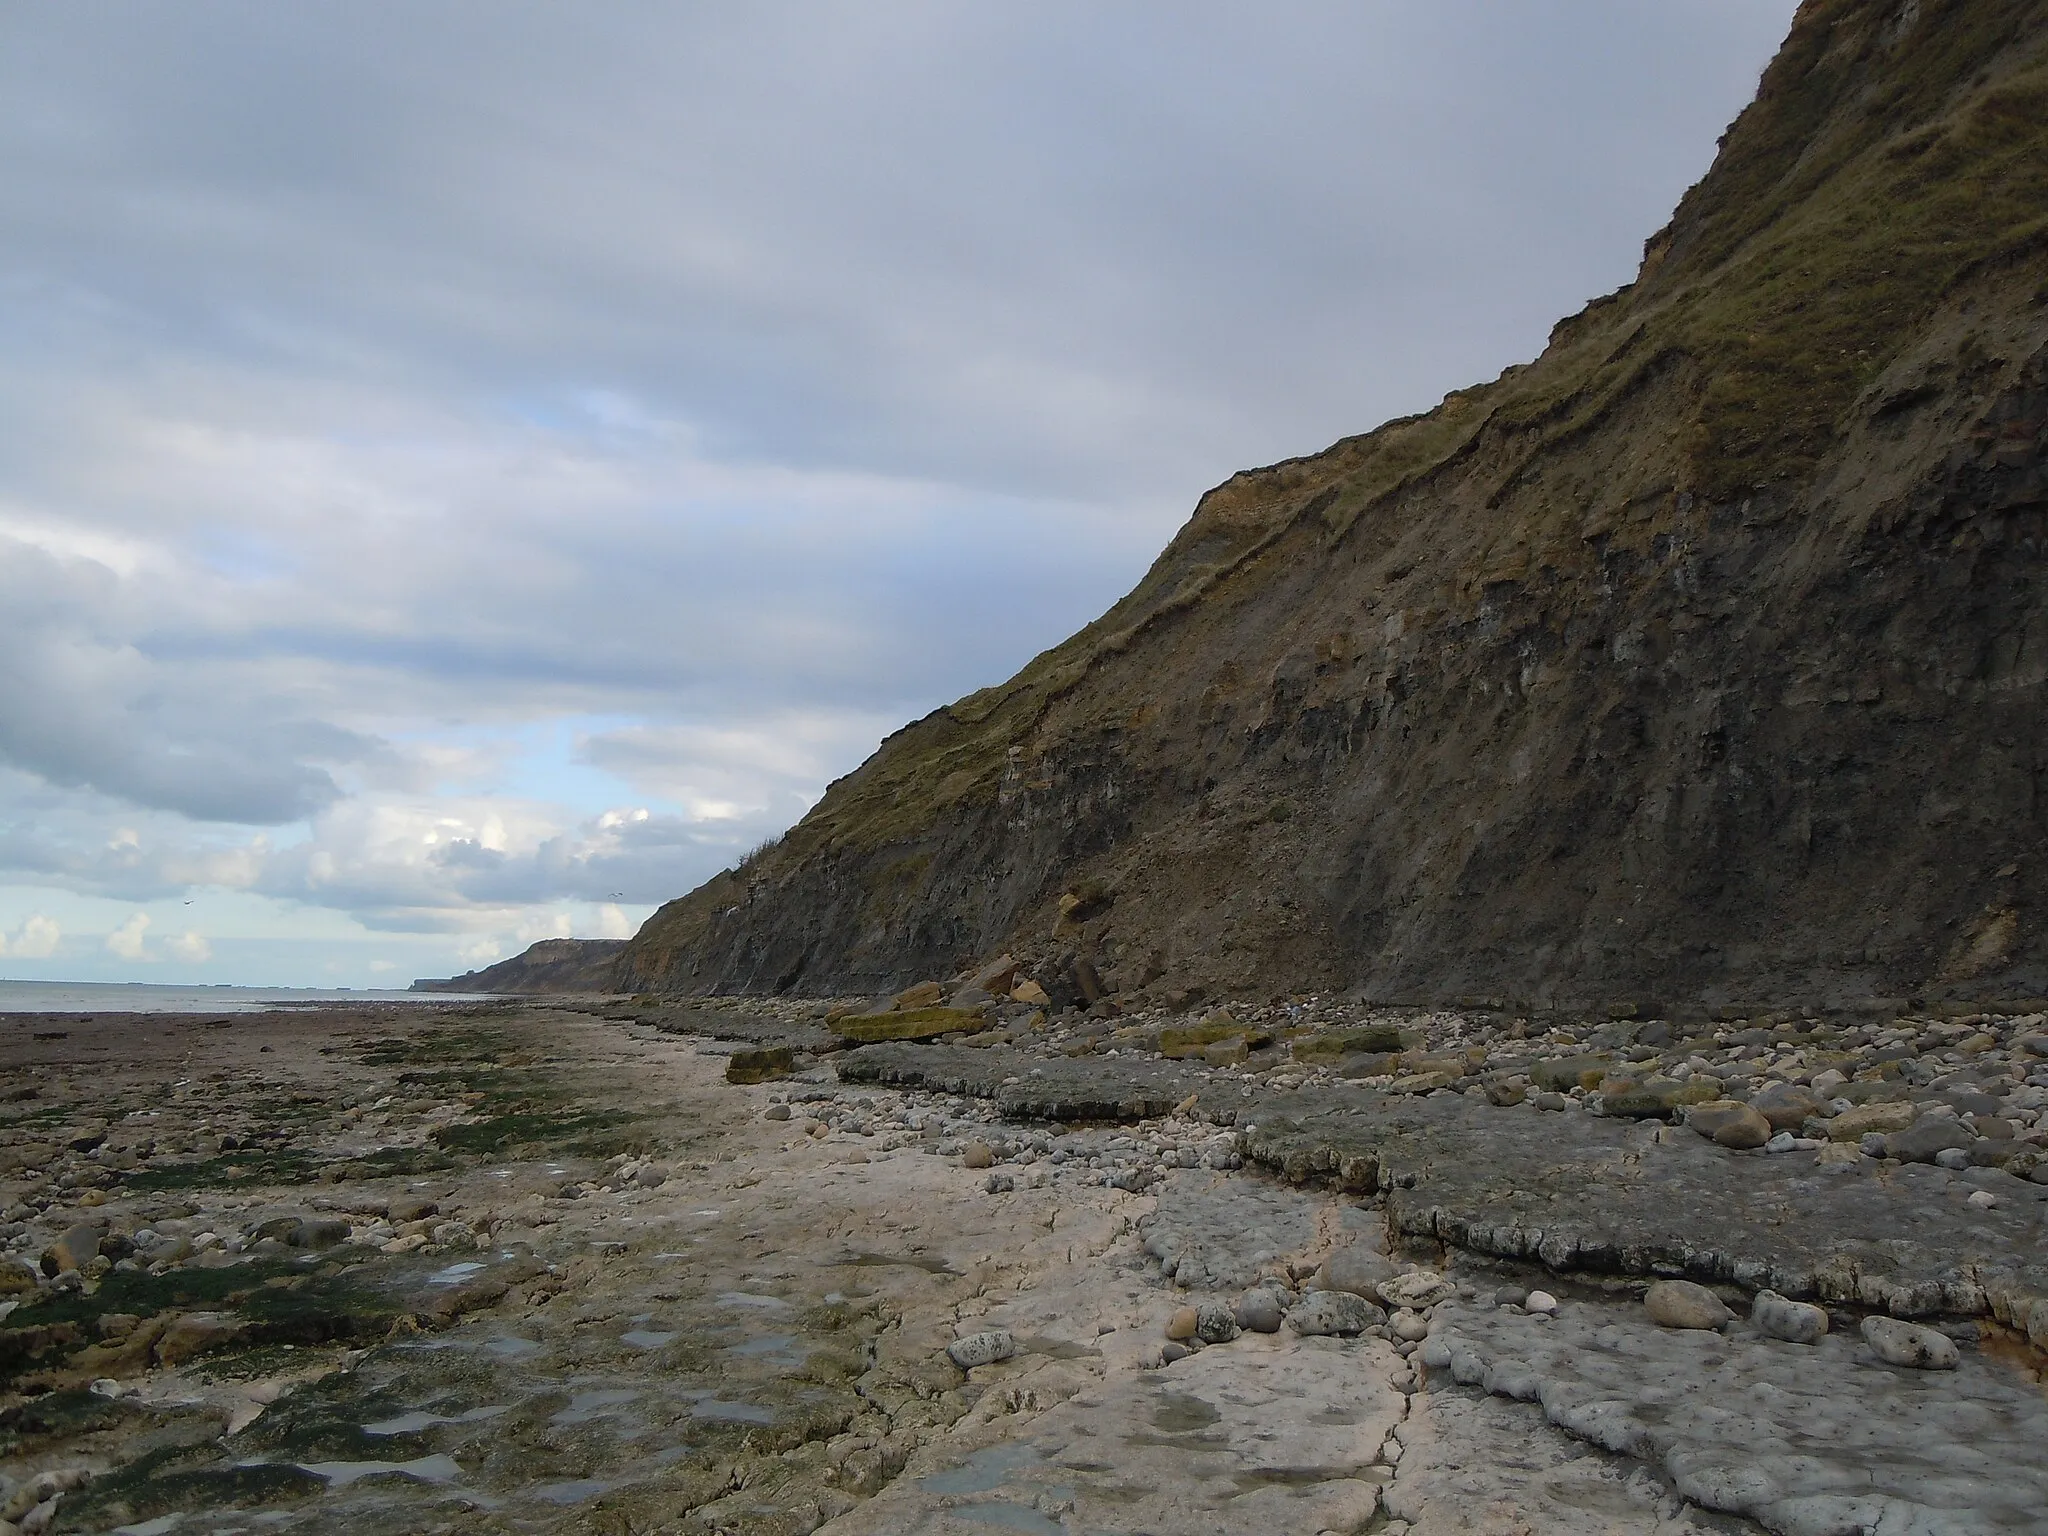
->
xmin=0 ymin=980 xmax=496 ymax=1013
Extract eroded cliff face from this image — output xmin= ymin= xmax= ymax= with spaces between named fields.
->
xmin=620 ymin=0 xmax=2048 ymax=1010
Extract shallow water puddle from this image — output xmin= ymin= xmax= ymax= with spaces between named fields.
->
xmin=482 ymin=1335 xmax=540 ymax=1359
xmin=620 ymin=1328 xmax=676 ymax=1348
xmin=920 ymin=1441 xmax=1044 ymax=1494
xmin=425 ymin=1260 xmax=488 ymax=1287
xmin=296 ymin=1452 xmax=465 ymax=1487
xmin=952 ymin=1502 xmax=1065 ymax=1535
xmin=716 ymin=1290 xmax=791 ymax=1310
xmin=724 ymin=1331 xmax=803 ymax=1364
xmin=837 ymin=1249 xmax=957 ymax=1275
xmin=689 ymin=1398 xmax=776 ymax=1425
xmin=534 ymin=1477 xmax=613 ymax=1504
xmin=550 ymin=1388 xmax=641 ymax=1425
xmin=363 ymin=1405 xmax=510 ymax=1435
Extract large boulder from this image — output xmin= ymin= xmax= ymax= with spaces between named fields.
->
xmin=831 ymin=1007 xmax=991 ymax=1044
xmin=1883 ymin=1116 xmax=1976 ymax=1164
xmin=1314 ymin=1244 xmax=1399 ymax=1303
xmin=1751 ymin=1082 xmax=1826 ymax=1133
xmin=40 ymin=1220 xmax=110 ymax=1277
xmin=1287 ymin=1290 xmax=1383 ymax=1337
xmin=1827 ymin=1101 xmax=1917 ymax=1142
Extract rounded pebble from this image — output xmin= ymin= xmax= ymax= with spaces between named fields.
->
xmin=1861 ymin=1315 xmax=1959 ymax=1369
xmin=1643 ymin=1279 xmax=1732 ymax=1330
xmin=1750 ymin=1288 xmax=1829 ymax=1344
xmin=945 ymin=1329 xmax=1017 ymax=1369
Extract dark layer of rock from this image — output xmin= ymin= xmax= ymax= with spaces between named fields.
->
xmin=837 ymin=1043 xmax=1212 ymax=1122
xmin=648 ymin=1007 xmax=839 ymax=1054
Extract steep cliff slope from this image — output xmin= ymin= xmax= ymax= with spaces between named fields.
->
xmin=621 ymin=0 xmax=2048 ymax=1011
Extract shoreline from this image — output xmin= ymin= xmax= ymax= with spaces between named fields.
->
xmin=0 ymin=998 xmax=2042 ymax=1534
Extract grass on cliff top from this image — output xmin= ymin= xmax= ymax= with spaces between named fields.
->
xmin=1474 ymin=0 xmax=2048 ymax=502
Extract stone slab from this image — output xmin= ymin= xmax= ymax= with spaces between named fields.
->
xmin=837 ymin=1045 xmax=2048 ymax=1321
xmin=1418 ymin=1298 xmax=2048 ymax=1536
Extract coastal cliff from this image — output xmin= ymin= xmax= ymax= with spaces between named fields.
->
xmin=413 ymin=937 xmax=626 ymax=995
xmin=617 ymin=0 xmax=2048 ymax=1011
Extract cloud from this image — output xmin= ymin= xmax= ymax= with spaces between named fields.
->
xmin=14 ymin=914 xmax=60 ymax=958
xmin=106 ymin=911 xmax=152 ymax=961
xmin=0 ymin=3 xmax=1800 ymax=977
xmin=165 ymin=929 xmax=212 ymax=963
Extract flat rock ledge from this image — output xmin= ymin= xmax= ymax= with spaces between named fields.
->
xmin=838 ymin=1044 xmax=2048 ymax=1333
xmin=1417 ymin=1298 xmax=2048 ymax=1535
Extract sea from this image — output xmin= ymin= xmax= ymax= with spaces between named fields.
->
xmin=0 ymin=980 xmax=495 ymax=1013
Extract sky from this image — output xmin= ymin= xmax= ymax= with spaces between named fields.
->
xmin=0 ymin=1 xmax=1799 ymax=987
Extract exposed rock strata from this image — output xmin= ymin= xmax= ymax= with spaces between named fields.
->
xmin=617 ymin=0 xmax=2048 ymax=1011
xmin=838 ymin=1041 xmax=2048 ymax=1327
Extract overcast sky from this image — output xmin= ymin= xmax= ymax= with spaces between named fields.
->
xmin=0 ymin=2 xmax=1796 ymax=987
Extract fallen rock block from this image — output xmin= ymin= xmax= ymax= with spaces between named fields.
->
xmin=831 ymin=1007 xmax=990 ymax=1044
xmin=1751 ymin=1082 xmax=1826 ymax=1132
xmin=1314 ymin=1243 xmax=1398 ymax=1303
xmin=1287 ymin=1290 xmax=1382 ymax=1336
xmin=726 ymin=1046 xmax=794 ymax=1084
xmin=1530 ymin=1054 xmax=1611 ymax=1092
xmin=39 ymin=1221 xmax=110 ymax=1278
xmin=156 ymin=1311 xmax=245 ymax=1367
xmin=1883 ymin=1116 xmax=1975 ymax=1164
xmin=1827 ymin=1100 xmax=1917 ymax=1142
xmin=1684 ymin=1100 xmax=1771 ymax=1150
xmin=1379 ymin=1270 xmax=1455 ymax=1311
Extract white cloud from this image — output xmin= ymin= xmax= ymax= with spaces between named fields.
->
xmin=514 ymin=911 xmax=574 ymax=944
xmin=164 ymin=929 xmax=212 ymax=963
xmin=106 ymin=911 xmax=152 ymax=961
xmin=0 ymin=3 xmax=1799 ymax=979
xmin=14 ymin=914 xmax=60 ymax=958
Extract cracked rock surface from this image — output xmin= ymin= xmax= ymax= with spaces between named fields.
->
xmin=844 ymin=1041 xmax=2048 ymax=1326
xmin=1418 ymin=1298 xmax=2048 ymax=1534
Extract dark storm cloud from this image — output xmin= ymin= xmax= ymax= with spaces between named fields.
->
xmin=0 ymin=2 xmax=1798 ymax=940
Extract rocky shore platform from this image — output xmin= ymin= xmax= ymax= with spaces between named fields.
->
xmin=1 ymin=990 xmax=2043 ymax=1534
